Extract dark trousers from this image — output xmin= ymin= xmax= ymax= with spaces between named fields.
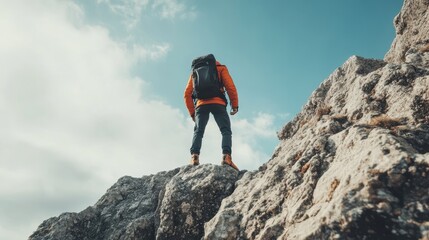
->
xmin=190 ymin=104 xmax=232 ymax=155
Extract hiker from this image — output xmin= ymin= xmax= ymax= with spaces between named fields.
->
xmin=184 ymin=54 xmax=239 ymax=170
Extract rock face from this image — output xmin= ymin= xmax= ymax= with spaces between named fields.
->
xmin=31 ymin=1 xmax=429 ymax=239
xmin=384 ymin=0 xmax=429 ymax=65
xmin=205 ymin=0 xmax=429 ymax=239
xmin=155 ymin=165 xmax=240 ymax=239
xmin=205 ymin=55 xmax=429 ymax=239
xmin=29 ymin=165 xmax=240 ymax=240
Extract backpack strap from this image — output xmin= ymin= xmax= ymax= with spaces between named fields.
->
xmin=216 ymin=64 xmax=228 ymax=105
xmin=216 ymin=64 xmax=225 ymax=88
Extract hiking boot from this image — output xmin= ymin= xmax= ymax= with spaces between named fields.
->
xmin=222 ymin=154 xmax=239 ymax=171
xmin=190 ymin=154 xmax=199 ymax=166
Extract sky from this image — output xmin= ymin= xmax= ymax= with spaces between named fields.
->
xmin=0 ymin=0 xmax=403 ymax=239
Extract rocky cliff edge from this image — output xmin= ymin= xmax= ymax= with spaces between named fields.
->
xmin=30 ymin=1 xmax=429 ymax=239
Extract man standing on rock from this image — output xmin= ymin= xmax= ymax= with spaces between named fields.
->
xmin=184 ymin=54 xmax=239 ymax=170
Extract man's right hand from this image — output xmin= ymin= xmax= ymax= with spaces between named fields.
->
xmin=230 ymin=108 xmax=238 ymax=115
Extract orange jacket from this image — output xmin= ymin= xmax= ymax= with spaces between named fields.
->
xmin=184 ymin=61 xmax=239 ymax=117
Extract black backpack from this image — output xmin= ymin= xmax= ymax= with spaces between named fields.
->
xmin=191 ymin=54 xmax=225 ymax=100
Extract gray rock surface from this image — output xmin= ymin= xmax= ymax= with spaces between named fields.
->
xmin=29 ymin=165 xmax=240 ymax=240
xmin=205 ymin=54 xmax=429 ymax=239
xmin=155 ymin=165 xmax=239 ymax=239
xmin=384 ymin=0 xmax=429 ymax=65
xmin=30 ymin=1 xmax=429 ymax=239
xmin=205 ymin=1 xmax=429 ymax=238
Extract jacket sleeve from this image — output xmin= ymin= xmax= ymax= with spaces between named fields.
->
xmin=219 ymin=65 xmax=239 ymax=108
xmin=184 ymin=74 xmax=195 ymax=117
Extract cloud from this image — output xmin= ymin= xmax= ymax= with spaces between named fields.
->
xmin=97 ymin=0 xmax=197 ymax=29
xmin=0 ymin=1 xmax=182 ymax=238
xmin=0 ymin=1 xmax=277 ymax=239
xmin=234 ymin=113 xmax=278 ymax=168
xmin=236 ymin=113 xmax=277 ymax=139
xmin=132 ymin=43 xmax=171 ymax=61
xmin=97 ymin=0 xmax=150 ymax=30
xmin=152 ymin=0 xmax=184 ymax=19
xmin=152 ymin=0 xmax=197 ymax=20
